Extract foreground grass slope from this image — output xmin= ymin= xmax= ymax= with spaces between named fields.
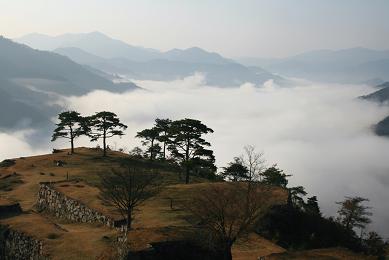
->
xmin=0 ymin=147 xmax=373 ymax=259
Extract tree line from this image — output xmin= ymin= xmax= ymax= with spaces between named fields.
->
xmin=51 ymin=111 xmax=127 ymax=157
xmin=52 ymin=111 xmax=216 ymax=184
xmin=216 ymin=145 xmax=387 ymax=258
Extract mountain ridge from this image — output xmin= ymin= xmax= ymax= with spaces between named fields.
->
xmin=237 ymin=48 xmax=389 ymax=83
xmin=53 ymin=46 xmax=283 ymax=86
xmin=0 ymin=36 xmax=138 ymax=128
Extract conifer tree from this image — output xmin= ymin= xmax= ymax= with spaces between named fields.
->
xmin=87 ymin=111 xmax=127 ymax=156
xmin=51 ymin=111 xmax=85 ymax=154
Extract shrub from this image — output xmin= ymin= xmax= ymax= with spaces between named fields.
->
xmin=47 ymin=233 xmax=60 ymax=239
xmin=0 ymin=159 xmax=15 ymax=168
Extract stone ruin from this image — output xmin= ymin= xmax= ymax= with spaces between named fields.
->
xmin=37 ymin=182 xmax=126 ymax=228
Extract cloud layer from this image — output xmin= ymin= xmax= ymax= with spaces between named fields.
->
xmin=0 ymin=129 xmax=50 ymax=159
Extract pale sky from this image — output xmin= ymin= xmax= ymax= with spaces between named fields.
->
xmin=1 ymin=0 xmax=388 ymax=58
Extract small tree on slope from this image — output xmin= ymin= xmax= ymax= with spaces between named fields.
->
xmin=221 ymin=157 xmax=249 ymax=181
xmin=336 ymin=196 xmax=372 ymax=232
xmin=186 ymin=183 xmax=272 ymax=260
xmin=99 ymin=166 xmax=161 ymax=229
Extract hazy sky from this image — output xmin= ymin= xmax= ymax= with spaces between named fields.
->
xmin=1 ymin=0 xmax=389 ymax=58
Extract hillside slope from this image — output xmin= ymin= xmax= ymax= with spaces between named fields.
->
xmin=361 ymin=83 xmax=389 ymax=103
xmin=0 ymin=36 xmax=138 ymax=128
xmin=0 ymin=148 xmax=289 ymax=259
xmin=360 ymin=82 xmax=389 ymax=137
xmin=0 ymin=148 xmax=376 ymax=259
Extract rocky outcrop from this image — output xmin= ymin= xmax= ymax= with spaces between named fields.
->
xmin=37 ymin=182 xmax=124 ymax=227
xmin=0 ymin=225 xmax=46 ymax=260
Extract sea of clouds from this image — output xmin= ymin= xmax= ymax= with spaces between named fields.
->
xmin=1 ymin=73 xmax=389 ymax=237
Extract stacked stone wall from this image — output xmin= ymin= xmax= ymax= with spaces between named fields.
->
xmin=0 ymin=225 xmax=46 ymax=260
xmin=37 ymin=183 xmax=123 ymax=227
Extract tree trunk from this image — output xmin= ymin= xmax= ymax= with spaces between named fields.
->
xmin=70 ymin=137 xmax=74 ymax=154
xmin=185 ymin=138 xmax=190 ymax=184
xmin=222 ymin=245 xmax=232 ymax=260
xmin=163 ymin=141 xmax=166 ymax=159
xmin=70 ymin=126 xmax=74 ymax=154
xmin=103 ymin=134 xmax=107 ymax=157
xmin=150 ymin=139 xmax=154 ymax=161
xmin=185 ymin=163 xmax=190 ymax=184
xmin=127 ymin=209 xmax=132 ymax=230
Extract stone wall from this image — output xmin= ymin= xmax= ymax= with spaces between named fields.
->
xmin=37 ymin=182 xmax=123 ymax=228
xmin=0 ymin=225 xmax=46 ymax=260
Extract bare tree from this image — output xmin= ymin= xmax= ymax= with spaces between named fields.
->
xmin=239 ymin=145 xmax=266 ymax=181
xmin=185 ymin=183 xmax=272 ymax=260
xmin=99 ymin=166 xmax=161 ymax=229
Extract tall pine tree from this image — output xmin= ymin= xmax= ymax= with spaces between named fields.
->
xmin=51 ymin=111 xmax=85 ymax=154
xmin=87 ymin=111 xmax=127 ymax=156
xmin=168 ymin=118 xmax=215 ymax=184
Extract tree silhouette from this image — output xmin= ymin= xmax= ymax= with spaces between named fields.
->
xmin=239 ymin=145 xmax=266 ymax=181
xmin=186 ymin=183 xmax=272 ymax=260
xmin=51 ymin=111 xmax=85 ymax=154
xmin=155 ymin=118 xmax=172 ymax=159
xmin=136 ymin=127 xmax=160 ymax=160
xmin=304 ymin=196 xmax=321 ymax=216
xmin=336 ymin=196 xmax=372 ymax=232
xmin=87 ymin=111 xmax=127 ymax=156
xmin=99 ymin=166 xmax=161 ymax=229
xmin=288 ymin=186 xmax=307 ymax=208
xmin=262 ymin=164 xmax=291 ymax=188
xmin=168 ymin=118 xmax=214 ymax=184
xmin=221 ymin=157 xmax=249 ymax=181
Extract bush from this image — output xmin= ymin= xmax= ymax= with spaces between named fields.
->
xmin=257 ymin=204 xmax=363 ymax=252
xmin=0 ymin=159 xmax=15 ymax=168
xmin=0 ymin=174 xmax=23 ymax=191
xmin=47 ymin=233 xmax=60 ymax=239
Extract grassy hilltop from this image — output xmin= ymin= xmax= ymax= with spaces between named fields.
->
xmin=0 ymin=148 xmax=378 ymax=259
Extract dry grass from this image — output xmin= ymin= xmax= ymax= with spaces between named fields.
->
xmin=232 ymin=233 xmax=286 ymax=260
xmin=0 ymin=147 xmax=371 ymax=259
xmin=53 ymin=181 xmax=122 ymax=220
xmin=265 ymin=247 xmax=376 ymax=260
xmin=0 ymin=147 xmax=217 ymax=258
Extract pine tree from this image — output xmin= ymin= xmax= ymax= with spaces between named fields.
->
xmin=51 ymin=111 xmax=85 ymax=154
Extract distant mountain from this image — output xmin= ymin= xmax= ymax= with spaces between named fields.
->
xmin=54 ymin=47 xmax=283 ymax=86
xmin=54 ymin=47 xmax=106 ymax=65
xmin=17 ymin=32 xmax=284 ymax=86
xmin=360 ymin=82 xmax=389 ymax=103
xmin=376 ymin=82 xmax=389 ymax=89
xmin=375 ymin=116 xmax=389 ymax=136
xmin=17 ymin=32 xmax=159 ymax=61
xmin=17 ymin=32 xmax=234 ymax=64
xmin=0 ymin=36 xmax=137 ymax=95
xmin=0 ymin=36 xmax=138 ymax=128
xmin=238 ymin=48 xmax=389 ymax=83
xmin=163 ymin=47 xmax=234 ymax=64
xmin=359 ymin=82 xmax=389 ymax=137
xmin=0 ymin=80 xmax=49 ymax=129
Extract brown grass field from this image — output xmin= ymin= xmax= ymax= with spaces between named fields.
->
xmin=0 ymin=147 xmax=373 ymax=259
